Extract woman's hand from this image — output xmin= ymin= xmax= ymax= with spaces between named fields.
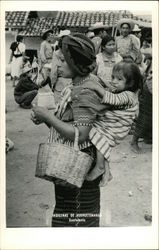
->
xmin=31 ymin=106 xmax=51 ymax=124
xmin=31 ymin=112 xmax=43 ymax=125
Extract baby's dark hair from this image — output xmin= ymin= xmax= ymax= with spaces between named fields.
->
xmin=112 ymin=61 xmax=142 ymax=92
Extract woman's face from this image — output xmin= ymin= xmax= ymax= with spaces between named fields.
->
xmin=57 ymin=54 xmax=75 ymax=78
xmin=121 ymin=23 xmax=130 ymax=37
xmin=103 ymin=40 xmax=116 ymax=54
xmin=110 ymin=70 xmax=126 ymax=92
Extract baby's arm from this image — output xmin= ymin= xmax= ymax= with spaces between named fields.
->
xmin=83 ymin=82 xmax=134 ymax=107
xmin=102 ymin=91 xmax=134 ymax=107
xmin=83 ymin=81 xmax=106 ymax=98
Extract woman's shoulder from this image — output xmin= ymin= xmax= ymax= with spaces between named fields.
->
xmin=72 ymin=76 xmax=102 ymax=106
xmin=85 ymin=74 xmax=102 ymax=87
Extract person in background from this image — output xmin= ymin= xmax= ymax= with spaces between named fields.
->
xmin=22 ymin=56 xmax=30 ymax=68
xmin=89 ymin=22 xmax=107 ymax=55
xmin=39 ymin=29 xmax=53 ymax=80
xmin=14 ymin=64 xmax=50 ymax=109
xmin=93 ymin=35 xmax=122 ymax=89
xmin=130 ymin=57 xmax=152 ymax=153
xmin=140 ymin=38 xmax=152 ymax=57
xmin=115 ymin=18 xmax=140 ymax=62
xmin=9 ymin=35 xmax=25 ymax=87
xmin=51 ymin=30 xmax=72 ymax=104
xmin=132 ymin=24 xmax=142 ymax=48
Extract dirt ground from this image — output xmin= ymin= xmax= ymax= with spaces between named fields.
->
xmin=5 ymin=77 xmax=152 ymax=228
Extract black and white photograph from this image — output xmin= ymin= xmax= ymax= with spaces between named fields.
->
xmin=0 ymin=1 xmax=158 ymax=249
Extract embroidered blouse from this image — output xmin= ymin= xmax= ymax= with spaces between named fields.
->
xmin=48 ymin=75 xmax=106 ymax=149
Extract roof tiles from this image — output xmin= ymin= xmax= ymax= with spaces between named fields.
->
xmin=5 ymin=11 xmax=29 ymax=28
xmin=5 ymin=11 xmax=151 ymax=36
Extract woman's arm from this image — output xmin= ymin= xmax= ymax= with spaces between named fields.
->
xmin=32 ymin=106 xmax=91 ymax=143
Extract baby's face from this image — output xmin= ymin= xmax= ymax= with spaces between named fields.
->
xmin=110 ymin=71 xmax=126 ymax=93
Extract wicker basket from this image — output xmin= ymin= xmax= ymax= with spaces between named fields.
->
xmin=35 ymin=127 xmax=93 ymax=188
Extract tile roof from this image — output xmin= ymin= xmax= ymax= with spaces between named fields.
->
xmin=5 ymin=11 xmax=29 ymax=28
xmin=6 ymin=11 xmax=151 ymax=36
xmin=52 ymin=11 xmax=126 ymax=28
xmin=19 ymin=17 xmax=56 ymax=37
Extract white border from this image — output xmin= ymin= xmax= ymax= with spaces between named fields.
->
xmin=0 ymin=1 xmax=158 ymax=249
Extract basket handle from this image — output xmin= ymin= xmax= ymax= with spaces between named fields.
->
xmin=48 ymin=126 xmax=80 ymax=150
xmin=74 ymin=126 xmax=79 ymax=151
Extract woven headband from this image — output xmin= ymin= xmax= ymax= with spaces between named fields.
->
xmin=64 ymin=35 xmax=95 ymax=52
xmin=62 ymin=34 xmax=96 ymax=76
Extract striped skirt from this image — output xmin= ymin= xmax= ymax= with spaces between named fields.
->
xmin=52 ymin=146 xmax=101 ymax=227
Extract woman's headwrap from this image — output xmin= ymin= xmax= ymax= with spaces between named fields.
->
xmin=62 ymin=33 xmax=96 ymax=76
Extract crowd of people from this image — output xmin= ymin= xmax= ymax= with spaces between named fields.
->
xmin=6 ymin=18 xmax=152 ymax=227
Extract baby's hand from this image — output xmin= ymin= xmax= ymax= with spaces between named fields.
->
xmin=83 ymin=82 xmax=97 ymax=91
xmin=107 ymin=83 xmax=117 ymax=93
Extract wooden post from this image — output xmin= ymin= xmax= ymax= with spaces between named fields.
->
xmin=114 ymin=27 xmax=117 ymax=38
xmin=111 ymin=26 xmax=114 ymax=37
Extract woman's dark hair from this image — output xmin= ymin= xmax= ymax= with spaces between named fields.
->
xmin=16 ymin=35 xmax=23 ymax=42
xmin=112 ymin=61 xmax=142 ymax=92
xmin=101 ymin=35 xmax=115 ymax=47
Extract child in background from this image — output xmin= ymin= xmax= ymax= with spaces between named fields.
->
xmin=84 ymin=62 xmax=142 ymax=186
